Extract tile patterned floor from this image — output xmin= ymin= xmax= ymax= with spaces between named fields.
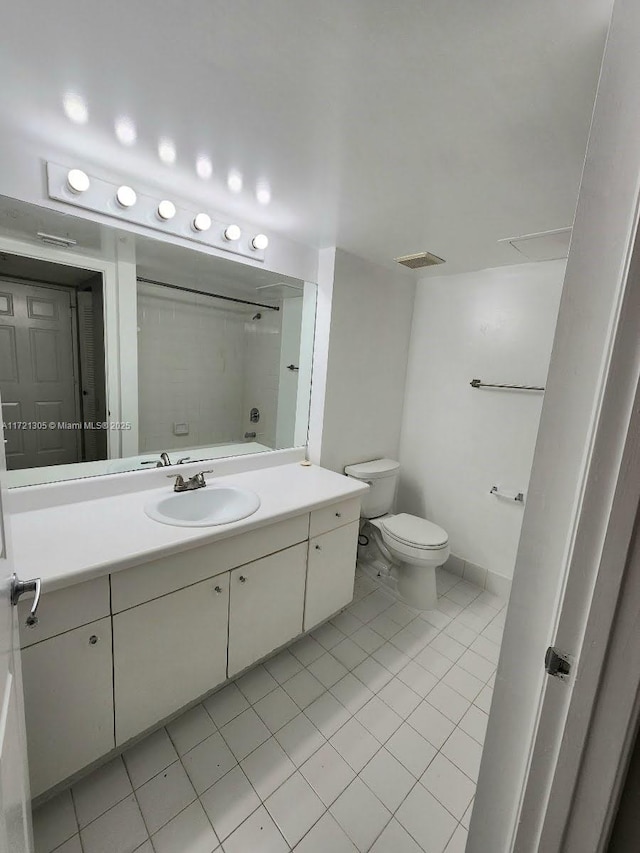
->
xmin=33 ymin=566 xmax=506 ymax=853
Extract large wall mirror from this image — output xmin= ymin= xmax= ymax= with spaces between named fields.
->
xmin=0 ymin=196 xmax=316 ymax=487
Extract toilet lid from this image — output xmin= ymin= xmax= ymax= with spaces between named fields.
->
xmin=381 ymin=513 xmax=448 ymax=549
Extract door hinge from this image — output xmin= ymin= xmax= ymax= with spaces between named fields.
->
xmin=545 ymin=646 xmax=572 ymax=680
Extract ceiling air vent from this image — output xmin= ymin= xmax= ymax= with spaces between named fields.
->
xmin=395 ymin=251 xmax=445 ymax=269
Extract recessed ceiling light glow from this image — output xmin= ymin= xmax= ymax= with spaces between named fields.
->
xmin=227 ymin=170 xmax=243 ymax=193
xmin=66 ymin=169 xmax=90 ymax=194
xmin=196 ymin=155 xmax=213 ymax=180
xmin=62 ymin=93 xmax=89 ymax=124
xmin=158 ymin=138 xmax=177 ymax=165
xmin=256 ymin=182 xmax=271 ymax=205
xmin=224 ymin=224 xmax=241 ymax=241
xmin=251 ymin=234 xmax=269 ymax=251
xmin=115 ymin=116 xmax=137 ymax=146
xmin=116 ymin=185 xmax=137 ymax=208
xmin=193 ymin=213 xmax=211 ymax=232
xmin=157 ymin=200 xmax=176 ymax=221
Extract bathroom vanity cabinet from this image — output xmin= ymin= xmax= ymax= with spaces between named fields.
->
xmin=18 ymin=496 xmax=360 ymax=798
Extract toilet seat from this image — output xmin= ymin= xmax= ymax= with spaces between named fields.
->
xmin=381 ymin=513 xmax=448 ymax=550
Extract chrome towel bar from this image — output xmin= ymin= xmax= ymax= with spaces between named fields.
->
xmin=490 ymin=486 xmax=524 ymax=503
xmin=471 ymin=378 xmax=545 ymax=391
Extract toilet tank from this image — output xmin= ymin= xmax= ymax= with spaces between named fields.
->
xmin=344 ymin=458 xmax=400 ymax=518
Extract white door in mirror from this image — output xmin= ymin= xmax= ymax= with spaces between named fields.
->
xmin=145 ymin=486 xmax=260 ymax=527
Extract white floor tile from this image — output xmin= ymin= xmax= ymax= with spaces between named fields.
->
xmin=331 ymin=611 xmax=364 ymax=637
xmin=331 ymin=638 xmax=370 ymax=670
xmin=461 ymin=799 xmax=474 ymax=829
xmin=151 ymin=801 xmax=219 ymax=853
xmin=458 ymin=648 xmax=496 ymax=682
xmin=33 ymin=790 xmax=77 ymax=853
xmin=437 ymin=598 xmax=464 ymax=619
xmin=426 ymin=683 xmax=471 ymax=724
xmin=474 ymin=683 xmax=494 ymax=714
xmin=80 ymin=795 xmax=148 ymax=853
xmin=446 ymin=583 xmax=481 ymax=607
xmin=378 ymin=678 xmax=421 ymax=718
xmin=124 ymin=728 xmax=178 ymax=789
xmin=282 ymin=668 xmax=326 ymax=708
xmin=352 ymin=658 xmax=393 ymax=692
xmin=275 ymin=713 xmax=325 ymax=767
xmin=370 ymin=818 xmax=423 ymax=853
xmin=265 ymin=771 xmax=325 ymax=847
xmin=329 ymin=717 xmax=381 ymax=772
xmin=371 ymin=642 xmax=411 ymax=675
xmin=385 ymin=602 xmax=417 ymax=628
xmin=182 ymin=732 xmax=237 ymax=794
xmin=368 ymin=613 xmax=402 ymax=640
xmin=421 ymin=609 xmax=452 ymax=631
xmin=430 ymin=634 xmax=466 ymax=663
xmin=307 ymin=652 xmax=349 ymax=687
xmin=441 ymin=664 xmax=485 ymax=703
xmin=240 ymin=736 xmax=295 ymax=799
xmin=135 ymin=760 xmax=196 ymax=835
xmin=300 ymin=743 xmax=356 ymax=806
xmin=295 ymin=812 xmax=358 ymax=853
xmin=200 ymin=766 xmax=260 ymax=841
xmin=443 ymin=620 xmax=478 ymax=648
xmin=352 ymin=625 xmax=386 ymax=654
xmin=385 ymin=722 xmax=437 ymax=779
xmin=390 ymin=626 xmax=428 ymax=657
xmin=311 ymin=620 xmax=346 ymax=650
xmin=254 ymin=686 xmax=300 ymax=733
xmin=167 ymin=705 xmax=217 ymax=756
xmin=221 ymin=805 xmax=288 ymax=853
xmin=441 ymin=729 xmax=483 ymax=782
xmin=305 ymin=692 xmax=351 ymax=738
xmin=220 ymin=707 xmax=271 ymax=761
xmin=203 ymin=684 xmax=249 ymax=728
xmin=407 ymin=701 xmax=456 ymax=750
xmin=51 ymin=837 xmax=82 ymax=853
xmin=459 ymin=704 xmax=489 ymax=745
xmin=444 ymin=823 xmax=469 ymax=853
xmin=421 ymin=753 xmax=475 ymax=819
xmin=355 ymin=696 xmax=403 ymax=744
xmin=396 ymin=660 xmax=438 ymax=698
xmin=236 ymin=664 xmax=279 ymax=704
xmin=413 ymin=647 xmax=453 ymax=679
xmin=72 ymin=756 xmax=133 ymax=828
xmin=330 ymin=778 xmax=391 ymax=852
xmin=396 ymin=784 xmax=457 ymax=853
xmin=290 ymin=635 xmax=325 ymax=666
xmin=404 ymin=618 xmax=440 ymax=645
xmin=263 ymin=649 xmax=303 ymax=684
xmin=330 ymin=673 xmax=375 ymax=714
xmin=360 ymin=748 xmax=415 ymax=812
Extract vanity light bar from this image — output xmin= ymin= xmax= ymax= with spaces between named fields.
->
xmin=46 ymin=161 xmax=268 ymax=262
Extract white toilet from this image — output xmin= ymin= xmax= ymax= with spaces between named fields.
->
xmin=344 ymin=458 xmax=449 ymax=610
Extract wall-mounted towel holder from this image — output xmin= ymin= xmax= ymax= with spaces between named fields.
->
xmin=471 ymin=378 xmax=545 ymax=391
xmin=490 ymin=485 xmax=524 ymax=503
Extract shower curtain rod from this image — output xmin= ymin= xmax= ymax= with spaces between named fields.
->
xmin=136 ymin=276 xmax=280 ymax=311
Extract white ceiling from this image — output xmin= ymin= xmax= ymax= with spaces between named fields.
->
xmin=0 ymin=0 xmax=612 ymax=275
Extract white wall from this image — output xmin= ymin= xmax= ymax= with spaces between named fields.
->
xmin=318 ymin=249 xmax=415 ymax=473
xmin=398 ymin=260 xmax=565 ymax=581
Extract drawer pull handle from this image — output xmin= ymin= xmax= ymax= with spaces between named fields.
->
xmin=89 ymin=635 xmax=98 ymax=645
xmin=315 ymin=544 xmax=321 ymax=551
xmin=335 ymin=512 xmax=342 ymax=518
xmin=214 ymin=585 xmax=223 ymax=594
xmin=239 ymin=576 xmax=247 ymax=583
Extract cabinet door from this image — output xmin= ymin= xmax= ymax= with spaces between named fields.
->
xmin=21 ymin=617 xmax=114 ymax=797
xmin=113 ymin=575 xmax=229 ymax=746
xmin=228 ymin=542 xmax=307 ymax=677
xmin=304 ymin=521 xmax=359 ymax=631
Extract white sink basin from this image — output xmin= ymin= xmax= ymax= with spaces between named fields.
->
xmin=145 ymin=486 xmax=261 ymax=527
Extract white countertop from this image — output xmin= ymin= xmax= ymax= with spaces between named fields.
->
xmin=10 ymin=463 xmax=368 ymax=592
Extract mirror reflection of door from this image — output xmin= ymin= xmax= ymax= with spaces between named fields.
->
xmin=0 ymin=254 xmax=107 ymax=471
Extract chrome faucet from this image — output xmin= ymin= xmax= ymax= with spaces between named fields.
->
xmin=159 ymin=452 xmax=172 ymax=467
xmin=168 ymin=470 xmax=214 ymax=492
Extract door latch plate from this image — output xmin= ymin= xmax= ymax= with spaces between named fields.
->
xmin=545 ymin=646 xmax=571 ymax=680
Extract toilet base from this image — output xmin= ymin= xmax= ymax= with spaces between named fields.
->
xmin=357 ymin=557 xmax=438 ymax=612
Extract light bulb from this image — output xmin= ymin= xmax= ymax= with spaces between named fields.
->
xmin=66 ymin=169 xmax=90 ymax=194
xmin=63 ymin=93 xmax=89 ymax=124
xmin=252 ymin=234 xmax=269 ymax=251
xmin=193 ymin=213 xmax=211 ymax=232
xmin=115 ymin=116 xmax=137 ymax=146
xmin=196 ymin=155 xmax=213 ymax=180
xmin=227 ymin=170 xmax=243 ymax=193
xmin=158 ymin=138 xmax=177 ymax=165
xmin=116 ymin=186 xmax=137 ymax=208
xmin=256 ymin=182 xmax=271 ymax=205
xmin=224 ymin=224 xmax=241 ymax=241
xmin=157 ymin=200 xmax=176 ymax=221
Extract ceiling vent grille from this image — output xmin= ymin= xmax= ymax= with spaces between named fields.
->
xmin=395 ymin=251 xmax=445 ymax=269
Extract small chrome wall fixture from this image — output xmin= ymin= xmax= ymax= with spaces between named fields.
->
xmin=490 ymin=485 xmax=524 ymax=503
xmin=47 ymin=161 xmax=269 ymax=262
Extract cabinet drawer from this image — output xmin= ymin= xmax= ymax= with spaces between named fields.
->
xmin=228 ymin=542 xmax=307 ymax=677
xmin=304 ymin=521 xmax=359 ymax=631
xmin=309 ymin=497 xmax=361 ymax=538
xmin=113 ymin=573 xmax=230 ymax=746
xmin=22 ymin=616 xmax=114 ymax=797
xmin=111 ymin=513 xmax=309 ymax=612
xmin=19 ymin=575 xmax=110 ymax=649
